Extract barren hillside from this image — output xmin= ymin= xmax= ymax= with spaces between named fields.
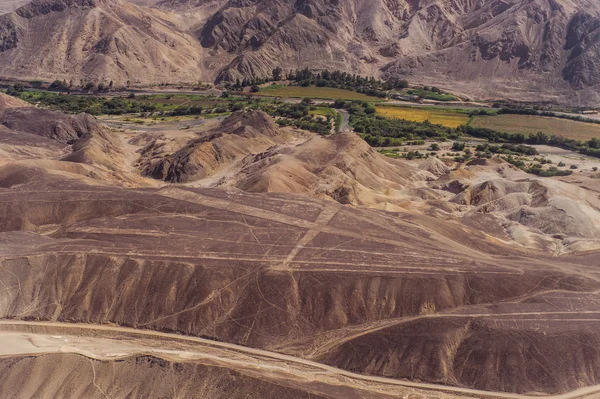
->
xmin=191 ymin=0 xmax=600 ymax=103
xmin=0 ymin=0 xmax=28 ymax=14
xmin=0 ymin=0 xmax=206 ymax=85
xmin=2 ymin=0 xmax=600 ymax=102
xmin=2 ymin=61 xmax=600 ymax=399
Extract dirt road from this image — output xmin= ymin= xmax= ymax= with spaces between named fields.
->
xmin=1 ymin=320 xmax=599 ymax=399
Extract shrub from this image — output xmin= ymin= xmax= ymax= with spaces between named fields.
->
xmin=452 ymin=142 xmax=465 ymax=151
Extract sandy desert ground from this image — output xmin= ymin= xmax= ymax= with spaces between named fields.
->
xmin=2 ymin=92 xmax=600 ymax=398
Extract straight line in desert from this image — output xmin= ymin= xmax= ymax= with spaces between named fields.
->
xmin=278 ymin=205 xmax=341 ymax=270
xmin=156 ymin=187 xmax=485 ymax=261
xmin=0 ymin=320 xmax=598 ymax=399
xmin=3 ymin=250 xmax=519 ymax=275
xmin=307 ymin=309 xmax=600 ymax=359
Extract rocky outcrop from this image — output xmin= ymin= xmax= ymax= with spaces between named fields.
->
xmin=139 ymin=110 xmax=293 ymax=182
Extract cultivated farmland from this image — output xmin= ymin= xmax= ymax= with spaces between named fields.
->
xmin=471 ymin=114 xmax=600 ymax=141
xmin=375 ymin=105 xmax=470 ymax=128
xmin=258 ymin=85 xmax=383 ymax=101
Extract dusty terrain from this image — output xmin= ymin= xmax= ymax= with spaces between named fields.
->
xmin=1 ymin=0 xmax=600 ymax=103
xmin=0 ymin=0 xmax=27 ymax=14
xmin=0 ymin=0 xmax=206 ymax=85
xmin=2 ymin=93 xmax=600 ymax=397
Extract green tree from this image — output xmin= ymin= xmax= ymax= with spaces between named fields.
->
xmin=452 ymin=141 xmax=465 ymax=151
xmin=6 ymin=85 xmax=17 ymax=96
xmin=532 ymin=131 xmax=549 ymax=144
xmin=272 ymin=67 xmax=283 ymax=81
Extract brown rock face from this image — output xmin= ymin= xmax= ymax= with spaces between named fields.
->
xmin=2 ymin=0 xmax=600 ymax=102
xmin=0 ymin=107 xmax=102 ymax=143
xmin=190 ymin=0 xmax=600 ymax=102
xmin=0 ymin=0 xmax=205 ymax=85
xmin=138 ymin=110 xmax=293 ymax=182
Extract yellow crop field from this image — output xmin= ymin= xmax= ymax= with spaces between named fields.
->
xmin=375 ymin=106 xmax=470 ymax=128
xmin=258 ymin=85 xmax=383 ymax=101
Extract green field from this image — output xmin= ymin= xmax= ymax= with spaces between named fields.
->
xmin=376 ymin=105 xmax=471 ymax=128
xmin=406 ymin=88 xmax=458 ymax=102
xmin=12 ymin=91 xmax=258 ymax=115
xmin=258 ymin=85 xmax=384 ymax=101
xmin=471 ymin=114 xmax=600 ymax=141
xmin=309 ymin=107 xmax=337 ymax=117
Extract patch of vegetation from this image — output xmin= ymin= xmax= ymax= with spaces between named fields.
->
xmin=470 ymin=113 xmax=600 ymax=142
xmin=334 ymin=111 xmax=342 ymax=133
xmin=375 ymin=105 xmax=470 ymax=128
xmin=265 ymin=98 xmax=332 ymax=135
xmin=527 ymin=165 xmax=574 ymax=177
xmin=8 ymin=90 xmax=336 ymax=136
xmin=333 ymin=100 xmax=457 ymax=146
xmin=228 ymin=67 xmax=408 ymax=99
xmin=5 ymin=83 xmax=25 ymax=96
xmin=452 ymin=142 xmax=465 ymax=151
xmin=406 ymin=87 xmax=458 ymax=102
xmin=498 ymin=107 xmax=600 ymax=124
xmin=475 ymin=143 xmax=538 ymax=156
xmin=258 ymin=85 xmax=384 ymax=101
xmin=465 ymin=125 xmax=600 ymax=159
xmin=378 ymin=148 xmax=402 ymax=158
xmin=503 ymin=156 xmax=573 ymax=177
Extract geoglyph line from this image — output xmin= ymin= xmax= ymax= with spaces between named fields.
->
xmin=0 ymin=321 xmax=598 ymax=399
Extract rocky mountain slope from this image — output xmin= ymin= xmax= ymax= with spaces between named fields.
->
xmin=194 ymin=0 xmax=600 ymax=103
xmin=0 ymin=0 xmax=28 ymax=15
xmin=1 ymin=0 xmax=600 ymax=102
xmin=0 ymin=0 xmax=206 ymax=85
xmin=0 ymin=0 xmax=596 ymax=102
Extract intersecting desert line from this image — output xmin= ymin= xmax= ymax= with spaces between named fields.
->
xmin=3 ymin=98 xmax=600 ymax=397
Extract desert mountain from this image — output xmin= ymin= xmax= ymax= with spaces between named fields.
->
xmin=0 ymin=0 xmax=206 ymax=85
xmin=1 ymin=100 xmax=600 ymax=397
xmin=2 ymin=0 xmax=600 ymax=102
xmin=128 ymin=110 xmax=600 ymax=253
xmin=2 ymin=106 xmax=600 ymax=397
xmin=134 ymin=110 xmax=432 ymax=205
xmin=193 ymin=0 xmax=600 ymax=102
xmin=138 ymin=110 xmax=302 ymax=182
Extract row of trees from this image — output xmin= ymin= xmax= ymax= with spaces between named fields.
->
xmin=48 ymin=79 xmax=117 ymax=93
xmin=228 ymin=67 xmax=409 ymax=95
